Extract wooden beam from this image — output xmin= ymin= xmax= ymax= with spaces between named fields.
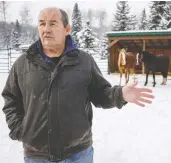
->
xmin=143 ymin=40 xmax=145 ymax=50
xmin=108 ymin=39 xmax=119 ymax=49
xmin=142 ymin=40 xmax=145 ymax=74
xmin=108 ymin=35 xmax=171 ymax=41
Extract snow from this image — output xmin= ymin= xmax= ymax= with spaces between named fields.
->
xmin=106 ymin=29 xmax=171 ymax=34
xmin=0 ymin=73 xmax=171 ymax=163
xmin=93 ymin=74 xmax=171 ymax=163
xmin=19 ymin=44 xmax=31 ymax=49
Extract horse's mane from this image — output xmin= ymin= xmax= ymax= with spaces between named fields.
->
xmin=118 ymin=49 xmax=126 ymax=66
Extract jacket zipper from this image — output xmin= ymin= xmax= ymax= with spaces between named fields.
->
xmin=30 ymin=58 xmax=54 ymax=157
xmin=46 ymin=56 xmax=69 ymax=159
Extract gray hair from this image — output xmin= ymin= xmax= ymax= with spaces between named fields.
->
xmin=59 ymin=9 xmax=69 ymax=28
xmin=39 ymin=7 xmax=69 ymax=28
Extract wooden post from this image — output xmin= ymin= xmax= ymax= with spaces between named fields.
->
xmin=107 ymin=39 xmax=111 ymax=74
xmin=142 ymin=40 xmax=145 ymax=74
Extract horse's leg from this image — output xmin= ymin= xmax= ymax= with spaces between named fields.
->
xmin=152 ymin=70 xmax=156 ymax=87
xmin=125 ymin=69 xmax=128 ymax=85
xmin=144 ymin=69 xmax=149 ymax=86
xmin=119 ymin=69 xmax=122 ymax=85
xmin=161 ymin=72 xmax=165 ymax=85
xmin=133 ymin=68 xmax=136 ymax=82
xmin=164 ymin=71 xmax=168 ymax=85
xmin=127 ymin=69 xmax=130 ymax=83
xmin=163 ymin=77 xmax=167 ymax=85
xmin=161 ymin=72 xmax=167 ymax=85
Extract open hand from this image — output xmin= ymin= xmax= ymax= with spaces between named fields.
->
xmin=122 ymin=81 xmax=155 ymax=107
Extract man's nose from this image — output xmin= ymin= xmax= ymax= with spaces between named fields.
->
xmin=44 ymin=24 xmax=51 ymax=33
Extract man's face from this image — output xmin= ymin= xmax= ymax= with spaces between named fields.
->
xmin=38 ymin=8 xmax=70 ymax=49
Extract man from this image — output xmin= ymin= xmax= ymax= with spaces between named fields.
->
xmin=1 ymin=8 xmax=154 ymax=163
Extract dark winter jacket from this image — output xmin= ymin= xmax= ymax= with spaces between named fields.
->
xmin=1 ymin=35 xmax=127 ymax=162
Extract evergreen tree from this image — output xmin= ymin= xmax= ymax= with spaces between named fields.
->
xmin=139 ymin=9 xmax=148 ymax=30
xmin=81 ymin=21 xmax=94 ymax=48
xmin=99 ymin=34 xmax=109 ymax=59
xmin=71 ymin=3 xmax=82 ymax=46
xmin=11 ymin=20 xmax=21 ymax=48
xmin=165 ymin=2 xmax=171 ymax=28
xmin=78 ymin=21 xmax=96 ymax=55
xmin=112 ymin=1 xmax=136 ymax=31
xmin=12 ymin=30 xmax=20 ymax=48
xmin=149 ymin=1 xmax=170 ymax=30
xmin=15 ymin=19 xmax=21 ymax=36
xmin=84 ymin=21 xmax=94 ymax=49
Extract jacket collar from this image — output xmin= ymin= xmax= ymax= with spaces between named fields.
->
xmin=26 ymin=35 xmax=78 ymax=62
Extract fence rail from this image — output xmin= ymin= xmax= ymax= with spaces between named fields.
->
xmin=0 ymin=48 xmax=21 ymax=73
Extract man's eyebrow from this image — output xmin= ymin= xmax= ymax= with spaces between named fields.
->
xmin=38 ymin=20 xmax=58 ymax=23
xmin=49 ymin=20 xmax=58 ymax=23
xmin=39 ymin=20 xmax=45 ymax=22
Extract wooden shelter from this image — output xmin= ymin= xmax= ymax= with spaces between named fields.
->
xmin=106 ymin=30 xmax=171 ymax=75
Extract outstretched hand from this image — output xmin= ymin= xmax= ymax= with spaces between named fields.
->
xmin=122 ymin=81 xmax=155 ymax=107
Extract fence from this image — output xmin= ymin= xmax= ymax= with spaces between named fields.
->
xmin=0 ymin=48 xmax=21 ymax=73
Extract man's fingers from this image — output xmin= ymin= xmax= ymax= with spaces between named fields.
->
xmin=140 ymin=93 xmax=155 ymax=99
xmin=138 ymin=97 xmax=152 ymax=104
xmin=134 ymin=101 xmax=145 ymax=107
xmin=139 ymin=88 xmax=153 ymax=93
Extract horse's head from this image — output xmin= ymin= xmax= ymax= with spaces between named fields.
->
xmin=138 ymin=50 xmax=149 ymax=63
xmin=123 ymin=45 xmax=128 ymax=51
xmin=135 ymin=51 xmax=143 ymax=65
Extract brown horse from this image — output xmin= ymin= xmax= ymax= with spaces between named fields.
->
xmin=118 ymin=48 xmax=137 ymax=85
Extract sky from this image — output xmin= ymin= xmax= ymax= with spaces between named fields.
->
xmin=5 ymin=1 xmax=150 ymax=25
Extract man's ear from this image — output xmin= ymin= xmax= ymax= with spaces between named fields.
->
xmin=65 ymin=24 xmax=71 ymax=35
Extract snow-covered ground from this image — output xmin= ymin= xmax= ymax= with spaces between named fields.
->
xmin=0 ymin=72 xmax=171 ymax=163
xmin=93 ymin=74 xmax=171 ymax=163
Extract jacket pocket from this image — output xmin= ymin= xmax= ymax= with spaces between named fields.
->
xmin=9 ymin=118 xmax=25 ymax=141
xmin=85 ymin=102 xmax=92 ymax=129
xmin=17 ymin=117 xmax=26 ymax=141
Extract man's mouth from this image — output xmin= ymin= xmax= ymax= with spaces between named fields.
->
xmin=44 ymin=36 xmax=53 ymax=39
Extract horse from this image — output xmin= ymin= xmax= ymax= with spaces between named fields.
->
xmin=139 ymin=51 xmax=170 ymax=87
xmin=118 ymin=48 xmax=137 ymax=85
